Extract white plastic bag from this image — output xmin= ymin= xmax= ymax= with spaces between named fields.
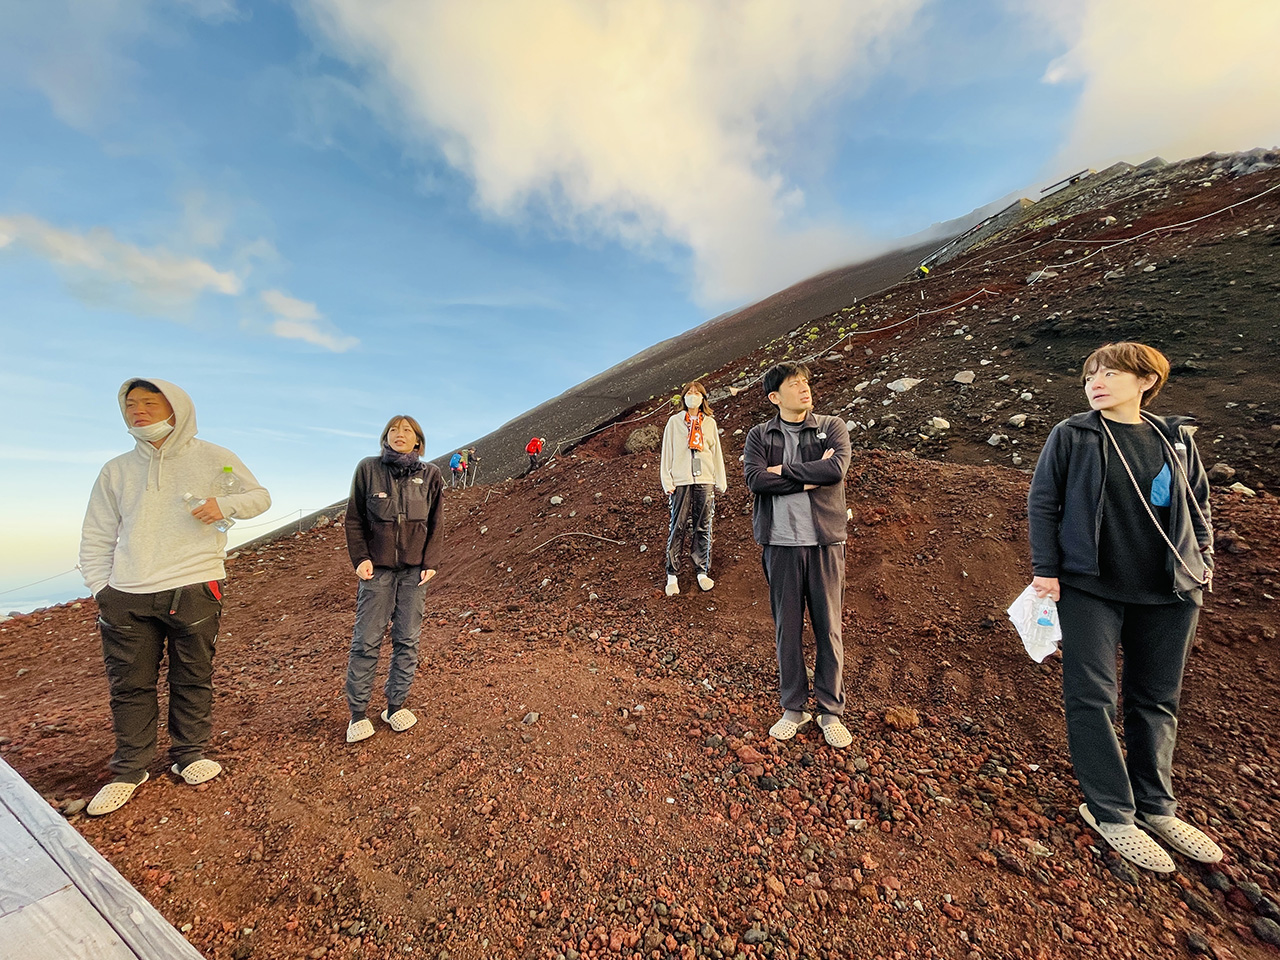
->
xmin=1007 ymin=585 xmax=1061 ymax=663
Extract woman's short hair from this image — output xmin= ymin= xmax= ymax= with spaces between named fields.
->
xmin=380 ymin=414 xmax=425 ymax=454
xmin=679 ymin=380 xmax=714 ymax=417
xmin=1081 ymin=342 xmax=1170 ymax=407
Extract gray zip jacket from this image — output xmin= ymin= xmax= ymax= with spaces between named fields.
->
xmin=79 ymin=379 xmax=272 ymax=596
xmin=743 ymin=412 xmax=851 ymax=545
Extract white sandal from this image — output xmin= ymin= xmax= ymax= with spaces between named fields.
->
xmin=818 ymin=715 xmax=853 ymax=749
xmin=1080 ymin=803 xmax=1176 ymax=873
xmin=171 ymin=758 xmax=222 ymax=785
xmin=87 ymin=772 xmax=149 ymax=816
xmin=381 ymin=708 xmax=417 ymax=732
xmin=346 ymin=718 xmax=375 ymax=743
xmin=768 ymin=712 xmax=812 ymax=741
xmin=1137 ymin=814 xmax=1224 ymax=863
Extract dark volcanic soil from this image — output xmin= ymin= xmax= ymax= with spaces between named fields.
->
xmin=2 ymin=154 xmax=1279 ymax=960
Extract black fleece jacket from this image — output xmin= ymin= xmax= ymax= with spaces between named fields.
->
xmin=1027 ymin=410 xmax=1212 ymax=600
xmin=345 ymin=457 xmax=445 ymax=571
xmin=743 ymin=411 xmax=851 ymax=546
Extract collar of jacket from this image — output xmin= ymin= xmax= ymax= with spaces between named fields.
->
xmin=764 ymin=410 xmax=820 ymax=433
xmin=1063 ymin=409 xmax=1196 ymax=436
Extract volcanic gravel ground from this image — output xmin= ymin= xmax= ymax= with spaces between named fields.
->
xmin=2 ymin=154 xmax=1280 ymax=960
xmin=3 ymin=450 xmax=1279 ymax=960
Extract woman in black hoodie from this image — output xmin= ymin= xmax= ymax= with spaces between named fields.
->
xmin=342 ymin=415 xmax=444 ymax=743
xmin=1028 ymin=342 xmax=1220 ymax=874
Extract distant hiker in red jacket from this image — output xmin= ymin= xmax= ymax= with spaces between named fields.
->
xmin=525 ymin=436 xmax=546 ymax=474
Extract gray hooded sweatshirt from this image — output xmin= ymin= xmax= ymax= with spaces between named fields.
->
xmin=79 ymin=379 xmax=272 ymax=596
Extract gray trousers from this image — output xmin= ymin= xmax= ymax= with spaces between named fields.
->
xmin=96 ymin=583 xmax=223 ymax=777
xmin=345 ymin=566 xmax=427 ymax=714
xmin=762 ymin=544 xmax=846 ymax=717
xmin=666 ymin=483 xmax=714 ymax=576
xmin=1059 ymin=584 xmax=1199 ymax=824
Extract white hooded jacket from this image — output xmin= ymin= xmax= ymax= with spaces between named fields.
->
xmin=79 ymin=379 xmax=272 ymax=596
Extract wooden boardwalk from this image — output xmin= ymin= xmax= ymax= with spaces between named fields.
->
xmin=0 ymin=759 xmax=203 ymax=960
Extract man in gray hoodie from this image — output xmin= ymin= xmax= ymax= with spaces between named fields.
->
xmin=79 ymin=378 xmax=271 ymax=815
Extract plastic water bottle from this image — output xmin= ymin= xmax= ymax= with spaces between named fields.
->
xmin=1028 ymin=596 xmax=1060 ymax=650
xmin=215 ymin=465 xmax=243 ymax=498
xmin=183 ymin=466 xmax=242 ymax=533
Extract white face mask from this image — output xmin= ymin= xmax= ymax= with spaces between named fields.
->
xmin=128 ymin=419 xmax=174 ymax=442
xmin=684 ymin=393 xmax=703 ymax=410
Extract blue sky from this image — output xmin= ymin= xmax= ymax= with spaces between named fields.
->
xmin=2 ymin=0 xmax=1277 ymax=613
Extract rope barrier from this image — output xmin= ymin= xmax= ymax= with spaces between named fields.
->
xmin=529 ymin=532 xmax=626 ymax=553
xmin=526 ymin=178 xmax=1280 ymax=468
xmin=537 ymin=286 xmax=1005 ymax=462
xmin=231 ymin=508 xmax=310 ymax=532
xmin=956 ymin=180 xmax=1280 ymax=285
xmin=0 ymin=568 xmax=81 ymax=598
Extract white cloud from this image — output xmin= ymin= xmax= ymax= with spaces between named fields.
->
xmin=0 ymin=213 xmax=242 ymax=309
xmin=176 ymin=0 xmax=245 ymax=23
xmin=307 ymin=425 xmax=376 ymax=439
xmin=1042 ymin=0 xmax=1280 ymax=173
xmin=0 ymin=214 xmax=352 ymax=351
xmin=298 ymin=0 xmax=926 ymax=304
xmin=179 ymin=190 xmax=233 ymax=249
xmin=261 ymin=289 xmax=359 ymax=352
xmin=0 ymin=1 xmax=244 ymax=131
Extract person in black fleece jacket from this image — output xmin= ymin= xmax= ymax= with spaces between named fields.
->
xmin=342 ymin=414 xmax=444 ymax=743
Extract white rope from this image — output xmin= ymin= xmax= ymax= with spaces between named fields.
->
xmin=1021 ymin=180 xmax=1280 ymax=283
xmin=529 ymin=531 xmax=625 ymax=553
xmin=0 ymin=568 xmax=81 ymax=597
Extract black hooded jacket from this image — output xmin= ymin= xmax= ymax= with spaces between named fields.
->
xmin=1027 ymin=410 xmax=1212 ymax=600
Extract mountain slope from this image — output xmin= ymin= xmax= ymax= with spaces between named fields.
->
xmin=2 ymin=150 xmax=1279 ymax=960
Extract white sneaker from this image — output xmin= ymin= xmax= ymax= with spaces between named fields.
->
xmin=665 ymin=575 xmax=679 ymax=596
xmin=697 ymin=574 xmax=715 ymax=592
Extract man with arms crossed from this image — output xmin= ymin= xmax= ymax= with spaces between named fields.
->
xmin=79 ymin=378 xmax=271 ymax=815
xmin=743 ymin=363 xmax=853 ymax=748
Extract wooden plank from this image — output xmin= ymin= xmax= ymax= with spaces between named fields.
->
xmin=0 ymin=760 xmax=204 ymax=960
xmin=0 ymin=885 xmax=139 ymax=960
xmin=0 ymin=805 xmax=72 ymax=917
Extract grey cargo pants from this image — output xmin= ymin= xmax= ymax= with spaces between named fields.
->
xmin=762 ymin=544 xmax=846 ymax=717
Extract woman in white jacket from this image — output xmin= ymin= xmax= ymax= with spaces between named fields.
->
xmin=659 ymin=380 xmax=727 ymax=595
